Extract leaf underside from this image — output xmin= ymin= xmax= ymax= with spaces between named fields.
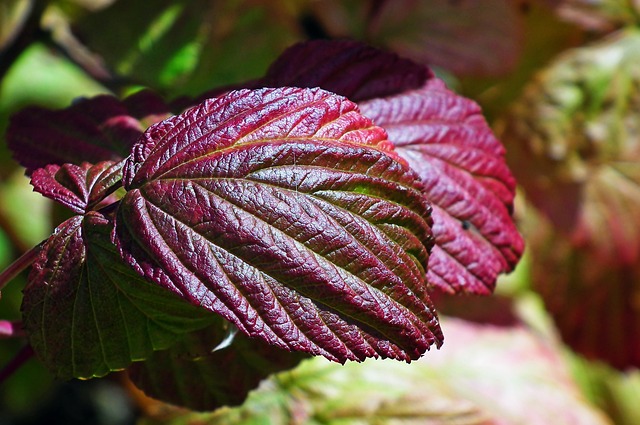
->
xmin=128 ymin=321 xmax=307 ymax=411
xmin=22 ymin=212 xmax=214 ymax=379
xmin=116 ymin=87 xmax=442 ymax=363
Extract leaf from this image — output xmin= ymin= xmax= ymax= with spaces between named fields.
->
xmin=128 ymin=320 xmax=306 ymax=411
xmin=115 ymin=87 xmax=442 ymax=364
xmin=263 ymin=39 xmax=430 ymax=102
xmin=499 ymin=30 xmax=640 ymax=369
xmin=30 ymin=160 xmax=123 ymax=214
xmin=22 ymin=212 xmax=215 ymax=379
xmin=143 ymin=318 xmax=610 ymax=425
xmin=524 ymin=201 xmax=640 ymax=370
xmin=360 ymin=79 xmax=523 ymax=294
xmin=257 ymin=40 xmax=524 ymax=294
xmin=7 ymin=90 xmax=170 ymax=175
xmin=310 ymin=0 xmax=524 ymax=76
xmin=181 ymin=1 xmax=299 ymax=96
xmin=73 ymin=0 xmax=298 ymax=94
xmin=74 ymin=0 xmax=205 ymax=88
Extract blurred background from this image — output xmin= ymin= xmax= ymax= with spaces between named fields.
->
xmin=1 ymin=0 xmax=639 ymax=424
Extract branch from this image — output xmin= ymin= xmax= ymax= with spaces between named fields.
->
xmin=0 ymin=344 xmax=34 ymax=384
xmin=0 ymin=242 xmax=43 ymax=296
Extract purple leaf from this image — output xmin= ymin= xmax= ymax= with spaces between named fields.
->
xmin=30 ymin=161 xmax=123 ymax=214
xmin=360 ymin=79 xmax=524 ymax=294
xmin=22 ymin=212 xmax=214 ymax=379
xmin=115 ymin=87 xmax=442 ymax=363
xmin=7 ymin=90 xmax=170 ymax=175
xmin=263 ymin=39 xmax=430 ymax=102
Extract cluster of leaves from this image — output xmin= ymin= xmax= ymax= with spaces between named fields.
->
xmin=1 ymin=39 xmax=522 ymax=411
xmin=3 ymin=0 xmax=640 ymax=423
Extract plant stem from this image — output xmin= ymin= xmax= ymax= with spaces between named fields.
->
xmin=0 ymin=344 xmax=34 ymax=384
xmin=0 ymin=242 xmax=44 ymax=295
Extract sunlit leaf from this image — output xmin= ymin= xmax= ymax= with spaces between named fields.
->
xmin=115 ymin=87 xmax=442 ymax=364
xmin=22 ymin=212 xmax=215 ymax=379
xmin=360 ymin=78 xmax=523 ymax=294
xmin=261 ymin=40 xmax=523 ymax=295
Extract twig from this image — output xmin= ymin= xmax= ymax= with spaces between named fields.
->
xmin=0 ymin=344 xmax=34 ymax=384
xmin=0 ymin=241 xmax=43 ymax=296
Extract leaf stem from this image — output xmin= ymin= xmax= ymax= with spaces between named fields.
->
xmin=0 ymin=344 xmax=34 ymax=385
xmin=0 ymin=242 xmax=44 ymax=295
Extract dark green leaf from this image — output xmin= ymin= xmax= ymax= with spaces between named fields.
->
xmin=22 ymin=212 xmax=215 ymax=379
xmin=128 ymin=320 xmax=306 ymax=411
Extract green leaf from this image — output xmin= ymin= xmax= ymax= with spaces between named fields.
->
xmin=22 ymin=212 xmax=215 ymax=379
xmin=73 ymin=0 xmax=298 ymax=95
xmin=128 ymin=321 xmax=306 ymax=411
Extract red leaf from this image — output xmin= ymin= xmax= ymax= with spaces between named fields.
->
xmin=360 ymin=79 xmax=524 ymax=294
xmin=7 ymin=90 xmax=170 ymax=175
xmin=30 ymin=161 xmax=123 ymax=214
xmin=258 ymin=40 xmax=524 ymax=294
xmin=115 ymin=87 xmax=442 ymax=363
